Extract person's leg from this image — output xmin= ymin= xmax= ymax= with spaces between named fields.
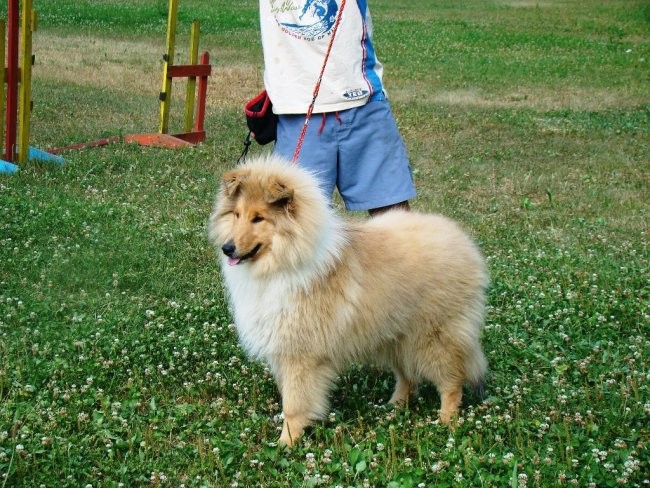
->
xmin=336 ymin=100 xmax=416 ymax=212
xmin=368 ymin=200 xmax=410 ymax=216
xmin=273 ymin=113 xmax=338 ymax=201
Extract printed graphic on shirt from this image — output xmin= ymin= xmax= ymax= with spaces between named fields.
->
xmin=271 ymin=0 xmax=338 ymax=40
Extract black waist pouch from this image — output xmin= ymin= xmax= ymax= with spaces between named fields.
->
xmin=245 ymin=90 xmax=278 ymax=145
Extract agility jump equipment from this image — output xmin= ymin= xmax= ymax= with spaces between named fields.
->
xmin=126 ymin=0 xmax=211 ymax=149
xmin=0 ymin=0 xmax=63 ymax=174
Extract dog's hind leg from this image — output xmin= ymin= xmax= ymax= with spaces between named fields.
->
xmin=276 ymin=359 xmax=336 ymax=447
xmin=378 ymin=344 xmax=414 ymax=405
xmin=439 ymin=385 xmax=463 ymax=424
xmin=388 ymin=365 xmax=413 ymax=405
xmin=414 ymin=333 xmax=466 ymax=424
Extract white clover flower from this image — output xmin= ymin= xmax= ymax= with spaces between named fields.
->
xmin=518 ymin=473 xmax=528 ymax=487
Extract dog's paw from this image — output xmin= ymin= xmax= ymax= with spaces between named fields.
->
xmin=278 ymin=434 xmax=295 ymax=448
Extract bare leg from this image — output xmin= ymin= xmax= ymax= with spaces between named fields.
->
xmin=368 ymin=200 xmax=410 ymax=217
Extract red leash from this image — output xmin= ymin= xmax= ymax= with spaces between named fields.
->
xmin=291 ymin=0 xmax=347 ymax=165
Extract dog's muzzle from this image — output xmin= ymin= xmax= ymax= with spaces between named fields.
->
xmin=222 ymin=240 xmax=261 ymax=266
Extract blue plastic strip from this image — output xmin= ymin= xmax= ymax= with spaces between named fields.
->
xmin=28 ymin=146 xmax=65 ymax=165
xmin=0 ymin=160 xmax=19 ymax=174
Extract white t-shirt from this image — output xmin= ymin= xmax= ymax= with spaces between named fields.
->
xmin=260 ymin=0 xmax=385 ymax=114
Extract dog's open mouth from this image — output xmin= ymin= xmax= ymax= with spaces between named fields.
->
xmin=228 ymin=243 xmax=262 ymax=266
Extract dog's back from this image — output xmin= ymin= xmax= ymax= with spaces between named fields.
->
xmin=340 ymin=210 xmax=488 ymax=389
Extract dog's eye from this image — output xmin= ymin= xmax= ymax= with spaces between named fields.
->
xmin=251 ymin=215 xmax=264 ymax=224
xmin=234 ymin=212 xmax=240 ymax=219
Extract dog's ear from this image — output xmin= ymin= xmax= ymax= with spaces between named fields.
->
xmin=222 ymin=169 xmax=250 ymax=197
xmin=265 ymin=179 xmax=294 ymax=209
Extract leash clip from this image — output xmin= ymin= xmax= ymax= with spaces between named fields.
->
xmin=236 ymin=132 xmax=253 ymax=165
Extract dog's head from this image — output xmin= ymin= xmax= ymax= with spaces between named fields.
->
xmin=208 ymin=155 xmax=337 ymax=277
xmin=209 ymin=164 xmax=297 ymax=268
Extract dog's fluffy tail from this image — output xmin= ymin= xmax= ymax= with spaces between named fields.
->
xmin=465 ymin=348 xmax=488 ymax=401
xmin=471 ymin=377 xmax=487 ymax=401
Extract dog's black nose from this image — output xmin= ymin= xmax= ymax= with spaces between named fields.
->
xmin=222 ymin=241 xmax=236 ymax=257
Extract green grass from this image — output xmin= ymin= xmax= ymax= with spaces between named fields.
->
xmin=1 ymin=0 xmax=648 ymax=486
xmin=0 ymin=0 xmax=259 ymax=34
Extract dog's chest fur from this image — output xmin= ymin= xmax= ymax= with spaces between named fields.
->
xmin=223 ymin=268 xmax=283 ymax=358
xmin=223 ymin=258 xmax=334 ymax=360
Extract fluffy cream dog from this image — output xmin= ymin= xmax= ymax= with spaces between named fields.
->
xmin=208 ymin=154 xmax=488 ymax=446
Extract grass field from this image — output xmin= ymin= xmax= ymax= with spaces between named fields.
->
xmin=1 ymin=0 xmax=648 ymax=486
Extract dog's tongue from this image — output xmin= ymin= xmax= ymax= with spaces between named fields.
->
xmin=227 ymin=257 xmax=241 ymax=266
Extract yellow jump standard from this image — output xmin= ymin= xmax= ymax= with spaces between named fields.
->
xmin=126 ymin=0 xmax=212 ymax=149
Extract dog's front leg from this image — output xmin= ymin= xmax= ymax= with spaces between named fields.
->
xmin=276 ymin=358 xmax=336 ymax=447
xmin=279 ymin=409 xmax=309 ymax=447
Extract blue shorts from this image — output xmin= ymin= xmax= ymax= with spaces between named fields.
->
xmin=273 ymin=99 xmax=417 ymax=211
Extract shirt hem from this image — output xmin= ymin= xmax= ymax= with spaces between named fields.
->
xmin=272 ymin=97 xmax=369 ymax=115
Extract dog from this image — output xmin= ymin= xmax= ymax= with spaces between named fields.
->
xmin=208 ymin=154 xmax=488 ymax=447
